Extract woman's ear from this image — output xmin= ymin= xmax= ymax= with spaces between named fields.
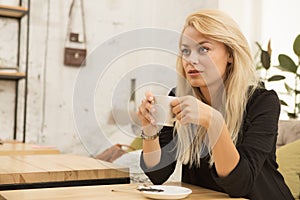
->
xmin=228 ymin=53 xmax=233 ymax=64
xmin=226 ymin=46 xmax=233 ymax=64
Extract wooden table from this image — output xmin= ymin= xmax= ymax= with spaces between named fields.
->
xmin=0 ymin=142 xmax=60 ymax=155
xmin=0 ymin=182 xmax=247 ymax=200
xmin=0 ymin=154 xmax=129 ymax=190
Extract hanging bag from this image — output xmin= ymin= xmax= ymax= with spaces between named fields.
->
xmin=64 ymin=0 xmax=87 ymax=67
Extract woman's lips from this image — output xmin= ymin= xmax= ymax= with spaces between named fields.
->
xmin=188 ymin=69 xmax=202 ymax=76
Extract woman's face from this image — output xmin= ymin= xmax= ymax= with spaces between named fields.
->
xmin=180 ymin=26 xmax=232 ymax=89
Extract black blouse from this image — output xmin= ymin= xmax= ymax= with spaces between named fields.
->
xmin=140 ymin=88 xmax=294 ymax=200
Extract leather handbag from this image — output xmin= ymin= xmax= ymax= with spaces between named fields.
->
xmin=64 ymin=47 xmax=86 ymax=66
xmin=64 ymin=0 xmax=87 ymax=67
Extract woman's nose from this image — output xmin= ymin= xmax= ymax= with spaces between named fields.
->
xmin=191 ymin=59 xmax=199 ymax=65
xmin=188 ymin=52 xmax=199 ymax=65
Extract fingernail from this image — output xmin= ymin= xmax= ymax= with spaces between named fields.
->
xmin=148 ymin=96 xmax=153 ymax=101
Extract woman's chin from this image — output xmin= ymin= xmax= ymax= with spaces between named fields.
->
xmin=188 ymin=79 xmax=207 ymax=88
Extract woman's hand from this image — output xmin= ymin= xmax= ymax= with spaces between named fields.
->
xmin=138 ymin=92 xmax=162 ymax=168
xmin=171 ymin=95 xmax=213 ymax=128
xmin=137 ymin=92 xmax=159 ymax=136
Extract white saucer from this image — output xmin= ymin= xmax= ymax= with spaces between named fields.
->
xmin=141 ymin=185 xmax=192 ymax=200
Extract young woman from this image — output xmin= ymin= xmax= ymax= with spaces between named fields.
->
xmin=137 ymin=9 xmax=293 ymax=200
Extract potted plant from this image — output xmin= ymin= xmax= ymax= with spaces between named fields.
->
xmin=255 ymin=40 xmax=285 ymax=96
xmin=277 ymin=34 xmax=300 ymax=118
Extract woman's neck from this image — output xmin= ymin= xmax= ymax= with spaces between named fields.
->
xmin=199 ymin=82 xmax=224 ymax=107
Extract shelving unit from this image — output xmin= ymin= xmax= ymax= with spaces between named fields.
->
xmin=0 ymin=1 xmax=30 ymax=142
xmin=0 ymin=71 xmax=26 ymax=80
xmin=0 ymin=4 xmax=28 ymax=18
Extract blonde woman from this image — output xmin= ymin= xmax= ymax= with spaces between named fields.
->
xmin=137 ymin=9 xmax=293 ymax=200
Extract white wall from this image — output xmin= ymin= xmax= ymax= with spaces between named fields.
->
xmin=1 ymin=0 xmax=299 ymax=154
xmin=0 ymin=0 xmax=218 ymax=155
xmin=219 ymin=0 xmax=300 ymax=119
xmin=217 ymin=0 xmax=299 ymax=64
xmin=260 ymin=0 xmax=300 ymax=62
xmin=0 ymin=0 xmax=29 ymax=140
xmin=260 ymin=0 xmax=300 ymax=118
xmin=218 ymin=0 xmax=263 ymax=53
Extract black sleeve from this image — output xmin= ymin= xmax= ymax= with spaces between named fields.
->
xmin=140 ymin=88 xmax=177 ymax=184
xmin=211 ymin=90 xmax=281 ymax=196
xmin=140 ymin=126 xmax=177 ymax=184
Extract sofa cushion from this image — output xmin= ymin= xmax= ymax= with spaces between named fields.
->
xmin=276 ymin=139 xmax=300 ymax=199
xmin=277 ymin=120 xmax=300 ymax=148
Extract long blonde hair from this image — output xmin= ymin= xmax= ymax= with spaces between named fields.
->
xmin=175 ymin=9 xmax=259 ymax=166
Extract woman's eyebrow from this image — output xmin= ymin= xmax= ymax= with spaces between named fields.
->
xmin=198 ymin=41 xmax=211 ymax=45
xmin=180 ymin=44 xmax=189 ymax=47
xmin=181 ymin=41 xmax=211 ymax=47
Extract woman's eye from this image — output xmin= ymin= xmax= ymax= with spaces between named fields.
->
xmin=181 ymin=48 xmax=191 ymax=56
xmin=198 ymin=46 xmax=209 ymax=54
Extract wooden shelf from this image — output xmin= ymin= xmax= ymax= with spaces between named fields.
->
xmin=0 ymin=71 xmax=26 ymax=80
xmin=0 ymin=4 xmax=28 ymax=18
xmin=0 ymin=2 xmax=30 ymax=142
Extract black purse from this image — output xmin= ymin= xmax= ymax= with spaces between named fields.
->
xmin=64 ymin=0 xmax=87 ymax=67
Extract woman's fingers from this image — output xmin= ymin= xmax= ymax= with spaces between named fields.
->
xmin=171 ymin=96 xmax=200 ymax=125
xmin=171 ymin=97 xmax=185 ymax=115
xmin=138 ymin=101 xmax=150 ymax=121
xmin=137 ymin=92 xmax=156 ymax=125
xmin=139 ymin=93 xmax=200 ymax=126
xmin=145 ymin=91 xmax=154 ymax=103
xmin=172 ymin=104 xmax=181 ymax=115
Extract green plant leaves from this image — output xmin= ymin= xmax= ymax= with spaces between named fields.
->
xmin=256 ymin=35 xmax=300 ymax=119
xmin=256 ymin=65 xmax=263 ymax=70
xmin=280 ymin=100 xmax=288 ymax=106
xmin=255 ymin=42 xmax=263 ymax=51
xmin=256 ymin=40 xmax=272 ymax=70
xmin=267 ymin=75 xmax=285 ymax=82
xmin=284 ymin=82 xmax=300 ymax=94
xmin=287 ymin=112 xmax=297 ymax=118
xmin=278 ymin=54 xmax=298 ymax=73
xmin=261 ymin=50 xmax=271 ymax=70
xmin=293 ymin=34 xmax=300 ymax=57
xmin=267 ymin=39 xmax=272 ymax=57
xmin=284 ymin=82 xmax=293 ymax=94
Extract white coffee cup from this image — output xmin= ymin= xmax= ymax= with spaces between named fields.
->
xmin=152 ymin=95 xmax=176 ymax=127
